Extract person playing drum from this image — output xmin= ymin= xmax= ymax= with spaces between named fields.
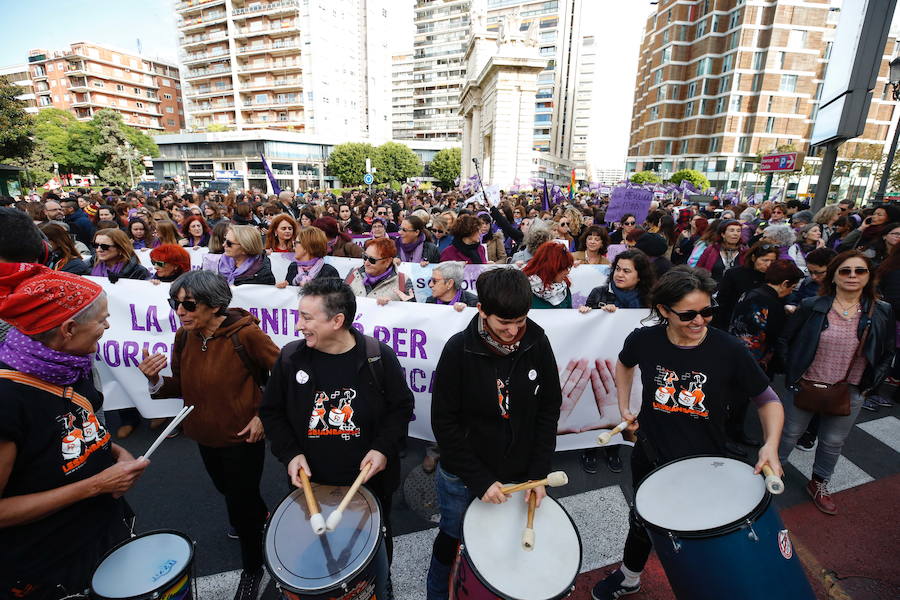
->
xmin=260 ymin=278 xmax=414 ymax=596
xmin=0 ymin=264 xmax=148 ymax=599
xmin=427 ymin=268 xmax=563 ymax=600
xmin=590 ymin=266 xmax=785 ymax=599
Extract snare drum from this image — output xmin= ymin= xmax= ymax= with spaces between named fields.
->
xmin=90 ymin=530 xmax=194 ymax=600
xmin=451 ymin=495 xmax=582 ymax=600
xmin=265 ymin=484 xmax=383 ymax=600
xmin=634 ymin=456 xmax=815 ymax=600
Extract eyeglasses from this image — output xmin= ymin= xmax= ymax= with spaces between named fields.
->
xmin=168 ymin=298 xmax=199 ymax=312
xmin=623 ymin=221 xmax=636 ymax=226
xmin=376 ymin=211 xmax=387 ymax=216
xmin=837 ymin=267 xmax=868 ymax=276
xmin=665 ymin=304 xmax=718 ymax=322
xmin=151 ymin=260 xmax=167 ymax=268
xmin=93 ymin=243 xmax=113 ymax=251
xmin=428 ymin=277 xmax=445 ymax=286
xmin=432 ymin=229 xmax=446 ymax=235
xmin=224 ymin=240 xmax=239 ymax=248
xmin=558 ymin=221 xmax=569 ymax=227
xmin=363 ymin=254 xmax=387 ymax=264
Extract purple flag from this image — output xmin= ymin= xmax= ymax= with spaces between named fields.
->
xmin=260 ymin=154 xmax=282 ymax=195
xmin=542 ymin=179 xmax=550 ymax=211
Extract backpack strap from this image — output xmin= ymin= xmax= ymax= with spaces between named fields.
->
xmin=0 ymin=369 xmax=94 ymax=414
xmin=231 ymin=330 xmax=268 ymax=389
xmin=364 ymin=335 xmax=385 ymax=396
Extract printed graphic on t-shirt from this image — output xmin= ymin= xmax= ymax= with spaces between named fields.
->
xmin=653 ymin=366 xmax=709 ymax=418
xmin=497 ymin=379 xmax=510 ymax=419
xmin=57 ymin=406 xmax=110 ymax=474
xmin=308 ymin=388 xmax=361 ymax=440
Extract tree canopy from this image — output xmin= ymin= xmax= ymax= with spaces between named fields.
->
xmin=429 ymin=147 xmax=461 ymax=187
xmin=327 ymin=141 xmax=423 ymax=187
xmin=630 ymin=170 xmax=662 ymax=185
xmin=0 ymin=77 xmax=35 ymax=163
xmin=669 ymin=168 xmax=710 ymax=191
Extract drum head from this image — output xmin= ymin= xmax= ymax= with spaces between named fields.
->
xmin=462 ymin=496 xmax=581 ymax=600
xmin=91 ymin=530 xmax=192 ymax=598
xmin=265 ymin=485 xmax=382 ymax=593
xmin=635 ymin=456 xmax=766 ymax=534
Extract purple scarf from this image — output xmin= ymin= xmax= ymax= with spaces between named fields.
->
xmin=398 ymin=233 xmax=425 ymax=263
xmin=218 ymin=254 xmax=261 ymax=284
xmin=0 ymin=328 xmax=93 ymax=386
xmin=292 ymin=257 xmax=325 ymax=286
xmin=433 ymin=288 xmax=462 ymax=305
xmin=91 ymin=259 xmax=125 ymax=277
xmin=363 ymin=266 xmax=395 ymax=289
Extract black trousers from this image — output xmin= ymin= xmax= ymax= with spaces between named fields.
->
xmin=198 ymin=441 xmax=268 ymax=572
xmin=622 ymin=448 xmax=655 ymax=572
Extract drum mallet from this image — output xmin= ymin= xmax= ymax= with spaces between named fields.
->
xmin=500 ymin=471 xmax=568 ymax=495
xmin=597 ymin=420 xmax=630 ymax=445
xmin=522 ymin=492 xmax=538 ymax=551
xmin=326 ymin=463 xmax=372 ymax=531
xmin=299 ymin=469 xmax=326 ymax=535
xmin=761 ymin=464 xmax=784 ymax=495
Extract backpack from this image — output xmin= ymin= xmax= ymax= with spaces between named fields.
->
xmin=173 ymin=327 xmax=269 ymax=389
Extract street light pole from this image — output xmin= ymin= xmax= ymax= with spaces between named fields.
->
xmin=124 ymin=141 xmax=135 ymax=190
xmin=874 ymin=56 xmax=900 ymax=205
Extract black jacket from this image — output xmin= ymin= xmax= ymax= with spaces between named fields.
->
xmin=431 ymin=316 xmax=561 ymax=497
xmin=234 ymin=255 xmax=276 ymax=286
xmin=878 ymin=268 xmax=900 ymax=322
xmin=729 ymin=285 xmax=788 ymax=374
xmin=425 ymin=289 xmax=479 ymax=307
xmin=88 ymin=255 xmax=151 ymax=281
xmin=65 ymin=209 xmax=95 ymax=246
xmin=283 ymin=262 xmax=340 ymax=285
xmin=713 ymin=266 xmax=765 ymax=329
xmin=395 ymin=240 xmax=441 ymax=264
xmin=585 ymin=283 xmax=616 ymax=309
xmin=260 ymin=328 xmax=414 ymax=491
xmin=778 ymin=295 xmax=895 ymax=393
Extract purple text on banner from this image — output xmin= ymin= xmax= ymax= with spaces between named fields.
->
xmin=605 ymin=187 xmax=654 ymax=225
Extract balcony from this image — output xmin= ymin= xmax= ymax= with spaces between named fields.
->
xmin=234 ymin=22 xmax=297 ymax=38
xmin=235 ymin=40 xmax=300 ymax=55
xmin=232 ymin=0 xmax=299 ymax=19
xmin=182 ymin=49 xmax=231 ymax=64
xmin=32 ymin=71 xmax=48 ymax=80
xmin=238 ymin=60 xmax=300 ymax=73
xmin=176 ymin=0 xmax=225 ymax=13
xmin=34 ymin=87 xmax=51 ymax=94
xmin=180 ymin=31 xmax=229 ymax=47
xmin=185 ymin=66 xmax=232 ymax=80
xmin=68 ymin=79 xmax=89 ymax=92
xmin=178 ymin=12 xmax=227 ymax=30
xmin=242 ymin=95 xmax=302 ymax=108
xmin=240 ymin=77 xmax=302 ymax=91
xmin=188 ymin=85 xmax=234 ymax=97
xmin=190 ymin=101 xmax=236 ymax=113
xmin=71 ymin=98 xmax=93 ymax=107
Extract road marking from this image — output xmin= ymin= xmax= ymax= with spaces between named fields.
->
xmin=857 ymin=416 xmax=900 ymax=453
xmin=786 ymin=449 xmax=874 ymax=492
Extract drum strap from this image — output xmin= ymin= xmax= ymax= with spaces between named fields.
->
xmin=636 ymin=430 xmax=661 ymax=468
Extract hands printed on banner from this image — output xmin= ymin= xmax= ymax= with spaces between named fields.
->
xmin=557 ymin=358 xmax=622 ymax=435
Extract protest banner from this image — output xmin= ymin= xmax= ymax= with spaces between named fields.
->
xmin=90 ymin=278 xmax=647 ymax=451
xmin=605 ymin=187 xmax=654 ymax=225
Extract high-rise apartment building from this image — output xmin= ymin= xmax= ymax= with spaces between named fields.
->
xmin=392 ymin=53 xmax=416 ymax=139
xmin=0 ymin=64 xmax=38 ymax=114
xmin=177 ymin=0 xmax=392 ymax=141
xmin=626 ymin=0 xmax=898 ymax=201
xmin=27 ymin=43 xmax=184 ymax=132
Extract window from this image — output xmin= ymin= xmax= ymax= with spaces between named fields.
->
xmin=166 ymin=106 xmax=174 ymax=113
xmin=720 ymin=74 xmax=732 ymax=92
xmin=679 ymin=25 xmax=688 ymax=42
xmin=788 ymin=30 xmax=807 ymax=49
xmin=738 ymin=136 xmax=750 ymax=153
xmin=653 ymin=69 xmax=662 ymax=85
xmin=752 ymin=73 xmax=762 ymax=91
xmin=753 ymin=51 xmax=765 ymax=70
xmin=730 ymin=95 xmax=741 ymax=111
xmin=662 ymin=29 xmax=670 ymax=44
xmin=47 ymin=63 xmax=54 ymax=72
xmin=728 ymin=10 xmax=740 ymax=30
xmin=709 ymin=137 xmax=719 ymax=152
xmin=680 ymin=139 xmax=689 ymax=154
xmin=116 ymin=84 xmax=124 ymax=91
xmin=662 ymin=46 xmax=672 ymax=64
xmin=136 ymin=101 xmax=144 ymax=108
xmin=687 ymin=81 xmax=697 ymax=98
xmin=795 ymin=97 xmax=802 ymax=113
xmin=715 ymin=97 xmax=725 ymax=113
xmin=780 ymin=74 xmax=798 ymax=92
xmin=696 ymin=19 xmax=706 ymax=38
xmin=766 ymin=96 xmax=774 ymax=112
xmin=650 ymin=106 xmax=659 ymax=120
xmin=133 ymin=87 xmax=140 ymax=94
xmin=766 ymin=116 xmax=775 ymax=133
xmin=697 ymin=57 xmax=712 ymax=76
xmin=665 ymin=141 xmax=673 ymax=155
xmin=167 ymin=119 xmax=176 ymax=126
xmin=722 ymin=54 xmax=733 ymax=73
xmin=657 ymin=85 xmax=667 ymax=102
xmin=685 ymin=101 xmax=694 ymax=117
xmin=728 ymin=31 xmax=739 ymax=50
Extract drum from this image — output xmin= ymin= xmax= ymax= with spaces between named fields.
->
xmin=451 ymin=495 xmax=582 ymax=600
xmin=265 ymin=484 xmax=383 ymax=600
xmin=90 ymin=530 xmax=194 ymax=600
xmin=634 ymin=456 xmax=815 ymax=600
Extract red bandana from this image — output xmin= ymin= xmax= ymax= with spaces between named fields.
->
xmin=0 ymin=263 xmax=103 ymax=335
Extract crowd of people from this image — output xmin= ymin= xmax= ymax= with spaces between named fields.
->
xmin=0 ymin=183 xmax=896 ymax=600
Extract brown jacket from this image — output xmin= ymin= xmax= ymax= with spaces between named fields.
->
xmin=332 ymin=240 xmax=364 ymax=258
xmin=153 ymin=309 xmax=280 ymax=447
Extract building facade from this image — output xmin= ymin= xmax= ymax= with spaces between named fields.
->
xmin=0 ymin=64 xmax=38 ymax=114
xmin=27 ymin=43 xmax=184 ymax=132
xmin=177 ymin=0 xmax=392 ymax=141
xmin=392 ymin=53 xmax=416 ymax=139
xmin=626 ymin=0 xmax=898 ymax=202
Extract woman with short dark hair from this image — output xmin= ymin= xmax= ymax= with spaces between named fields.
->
xmin=440 ymin=215 xmax=487 ymax=264
xmin=574 ymin=225 xmax=610 ymax=265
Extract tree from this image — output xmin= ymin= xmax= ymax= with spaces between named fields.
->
xmin=429 ymin=147 xmax=461 ymax=187
xmin=9 ymin=136 xmax=54 ymax=186
xmin=374 ymin=141 xmax=422 ymax=186
xmin=669 ymin=168 xmax=710 ymax=191
xmin=0 ymin=77 xmax=35 ymax=162
xmin=90 ymin=110 xmax=140 ymax=187
xmin=630 ymin=170 xmax=662 ymax=185
xmin=327 ymin=142 xmax=377 ymax=186
xmin=32 ymin=108 xmax=96 ymax=174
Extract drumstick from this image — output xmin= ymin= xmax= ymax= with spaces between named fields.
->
xmin=522 ymin=492 xmax=537 ymax=551
xmin=597 ymin=420 xmax=630 ymax=445
xmin=761 ymin=464 xmax=784 ymax=495
xmin=299 ymin=469 xmax=326 ymax=535
xmin=141 ymin=405 xmax=194 ymax=460
xmin=500 ymin=471 xmax=568 ymax=495
xmin=325 ymin=463 xmax=372 ymax=531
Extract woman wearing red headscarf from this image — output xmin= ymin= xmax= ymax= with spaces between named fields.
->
xmin=0 ymin=264 xmax=148 ymax=598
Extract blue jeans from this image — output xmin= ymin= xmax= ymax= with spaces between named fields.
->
xmin=426 ymin=466 xmax=475 ymax=600
xmin=777 ymin=385 xmax=864 ymax=481
xmin=374 ymin=538 xmax=392 ymax=600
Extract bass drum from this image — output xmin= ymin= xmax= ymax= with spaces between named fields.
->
xmin=90 ymin=530 xmax=194 ymax=600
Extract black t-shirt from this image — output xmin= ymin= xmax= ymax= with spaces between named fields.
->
xmin=619 ymin=325 xmax=769 ymax=464
xmin=306 ymin=349 xmax=376 ymax=485
xmin=0 ymin=364 xmax=118 ymax=583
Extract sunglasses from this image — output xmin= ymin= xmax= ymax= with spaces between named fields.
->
xmin=376 ymin=212 xmax=387 ymax=216
xmin=168 ymin=298 xmax=199 ymax=312
xmin=151 ymin=260 xmax=167 ymax=268
xmin=837 ymin=267 xmax=868 ymax=276
xmin=93 ymin=243 xmax=113 ymax=251
xmin=432 ymin=229 xmax=446 ymax=234
xmin=665 ymin=304 xmax=718 ymax=321
xmin=623 ymin=221 xmax=636 ymax=226
xmin=363 ymin=254 xmax=387 ymax=264
xmin=224 ymin=240 xmax=239 ymax=248
xmin=427 ymin=277 xmax=445 ymax=285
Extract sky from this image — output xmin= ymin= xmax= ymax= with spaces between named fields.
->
xmin=3 ymin=1 xmax=895 ymax=172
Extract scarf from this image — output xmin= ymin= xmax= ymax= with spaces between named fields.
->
xmin=292 ymin=257 xmax=325 ymax=286
xmin=528 ymin=274 xmax=569 ymax=306
xmin=326 ymin=238 xmax=338 ymax=254
xmin=0 ymin=328 xmax=93 ymax=385
xmin=91 ymin=259 xmax=125 ymax=277
xmin=610 ymin=283 xmax=642 ymax=308
xmin=433 ymin=288 xmax=462 ymax=305
xmin=452 ymin=237 xmax=484 ymax=264
xmin=217 ymin=254 xmax=261 ymax=284
xmin=398 ymin=232 xmax=426 ymax=263
xmin=133 ymin=238 xmax=148 ymax=250
xmin=363 ymin=266 xmax=395 ymax=290
xmin=477 ymin=314 xmax=525 ymax=356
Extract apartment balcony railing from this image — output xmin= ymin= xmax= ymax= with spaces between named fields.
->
xmin=238 ymin=61 xmax=300 ymax=72
xmin=182 ymin=49 xmax=231 ymax=63
xmin=242 ymin=96 xmax=301 ymax=107
xmin=240 ymin=77 xmax=302 ymax=90
xmin=179 ymin=12 xmax=227 ymax=29
xmin=232 ymin=0 xmax=299 ymax=17
xmin=186 ymin=66 xmax=232 ymax=79
xmin=176 ymin=0 xmax=225 ymax=13
xmin=188 ymin=85 xmax=234 ymax=96
xmin=235 ymin=40 xmax=300 ymax=54
xmin=180 ymin=31 xmax=229 ymax=46
xmin=190 ymin=101 xmax=236 ymax=112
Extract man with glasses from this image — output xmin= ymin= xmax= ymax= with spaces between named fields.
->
xmin=43 ymin=200 xmax=65 ymax=222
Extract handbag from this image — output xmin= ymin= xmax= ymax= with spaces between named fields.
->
xmin=793 ymin=301 xmax=875 ymax=416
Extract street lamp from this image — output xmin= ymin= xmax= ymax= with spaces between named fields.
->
xmin=874 ymin=56 xmax=900 ymax=204
xmin=122 ymin=141 xmax=136 ymax=190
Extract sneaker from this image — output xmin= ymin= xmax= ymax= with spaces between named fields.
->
xmin=591 ymin=569 xmax=641 ymax=600
xmin=871 ymin=394 xmax=894 ymax=407
xmin=796 ymin=433 xmax=816 ymax=452
xmin=606 ymin=452 xmax=623 ymax=474
xmin=806 ymin=479 xmax=837 ymax=515
xmin=233 ymin=568 xmax=263 ymax=600
xmin=861 ymin=397 xmax=880 ymax=412
xmin=581 ymin=449 xmax=599 ymax=474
